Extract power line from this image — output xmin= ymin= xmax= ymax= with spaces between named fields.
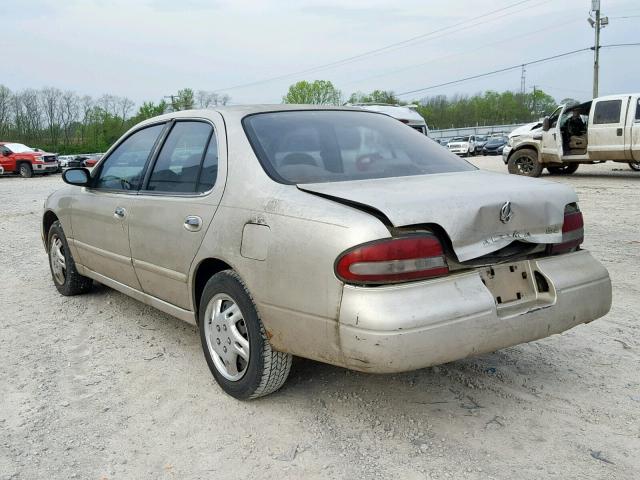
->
xmin=395 ymin=42 xmax=640 ymax=98
xmin=396 ymin=48 xmax=592 ymax=97
xmin=342 ymin=17 xmax=578 ymax=87
xmin=600 ymin=42 xmax=640 ymax=48
xmin=212 ymin=0 xmax=536 ymax=93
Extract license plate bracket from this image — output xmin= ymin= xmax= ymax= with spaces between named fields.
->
xmin=479 ymin=261 xmax=536 ymax=306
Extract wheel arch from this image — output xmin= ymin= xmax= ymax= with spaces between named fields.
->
xmin=508 ymin=142 xmax=540 ymax=162
xmin=192 ymin=257 xmax=236 ymax=319
xmin=42 ymin=210 xmax=59 ymax=251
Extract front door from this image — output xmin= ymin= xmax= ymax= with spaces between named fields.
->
xmin=71 ymin=123 xmax=166 ymax=289
xmin=588 ymin=97 xmax=630 ymax=160
xmin=541 ymin=106 xmax=564 ymax=163
xmin=127 ymin=118 xmax=226 ymax=309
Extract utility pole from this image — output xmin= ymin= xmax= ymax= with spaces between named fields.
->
xmin=589 ymin=0 xmax=608 ymax=99
xmin=520 ymin=64 xmax=526 ymax=96
xmin=164 ymin=95 xmax=177 ymax=112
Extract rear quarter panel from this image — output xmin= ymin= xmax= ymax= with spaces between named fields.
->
xmin=192 ymin=115 xmax=390 ymax=365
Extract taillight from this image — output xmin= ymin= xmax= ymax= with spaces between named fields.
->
xmin=550 ymin=204 xmax=584 ymax=254
xmin=335 ymin=235 xmax=449 ymax=285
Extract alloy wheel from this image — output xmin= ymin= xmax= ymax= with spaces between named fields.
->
xmin=49 ymin=234 xmax=66 ymax=285
xmin=515 ymin=155 xmax=535 ymax=174
xmin=204 ymin=294 xmax=250 ymax=381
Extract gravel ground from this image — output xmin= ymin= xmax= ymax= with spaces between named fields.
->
xmin=1 ymin=159 xmax=639 ymax=480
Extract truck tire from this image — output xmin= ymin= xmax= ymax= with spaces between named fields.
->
xmin=19 ymin=162 xmax=33 ymax=178
xmin=547 ymin=163 xmax=579 ymax=175
xmin=629 ymin=161 xmax=640 ymax=171
xmin=48 ymin=221 xmax=93 ymax=296
xmin=507 ymin=149 xmax=542 ymax=177
xmin=199 ymin=270 xmax=292 ymax=399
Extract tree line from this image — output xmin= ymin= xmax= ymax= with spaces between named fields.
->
xmin=0 ymin=79 xmax=565 ymax=154
xmin=283 ymin=80 xmax=563 ymax=129
xmin=0 ymin=86 xmax=230 ymax=154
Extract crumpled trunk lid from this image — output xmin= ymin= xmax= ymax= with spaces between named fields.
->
xmin=299 ymin=170 xmax=577 ymax=262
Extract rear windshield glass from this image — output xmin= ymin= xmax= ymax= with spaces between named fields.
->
xmin=243 ymin=111 xmax=475 ymax=184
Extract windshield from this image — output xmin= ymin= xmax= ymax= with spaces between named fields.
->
xmin=450 ymin=136 xmax=469 ymax=142
xmin=4 ymin=143 xmax=33 ymax=153
xmin=487 ymin=137 xmax=507 ymax=145
xmin=243 ymin=111 xmax=475 ymax=184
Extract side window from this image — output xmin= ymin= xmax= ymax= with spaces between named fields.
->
xmin=636 ymin=99 xmax=640 ymax=121
xmin=593 ymin=100 xmax=622 ymax=124
xmin=146 ymin=121 xmax=213 ymax=193
xmin=94 ymin=124 xmax=164 ymax=190
xmin=197 ymin=133 xmax=218 ymax=192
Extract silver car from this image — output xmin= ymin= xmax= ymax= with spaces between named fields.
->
xmin=42 ymin=106 xmax=612 ymax=399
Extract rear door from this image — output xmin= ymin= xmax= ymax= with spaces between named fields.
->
xmin=541 ymin=106 xmax=564 ymax=162
xmin=127 ymin=117 xmax=227 ymax=309
xmin=588 ymin=97 xmax=630 ymax=160
xmin=71 ymin=123 xmax=166 ymax=288
xmin=631 ymin=97 xmax=640 ymax=161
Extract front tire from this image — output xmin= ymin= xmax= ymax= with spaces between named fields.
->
xmin=19 ymin=163 xmax=33 ymax=178
xmin=508 ymin=149 xmax=542 ymax=177
xmin=48 ymin=221 xmax=93 ymax=295
xmin=629 ymin=161 xmax=640 ymax=171
xmin=547 ymin=163 xmax=579 ymax=175
xmin=199 ymin=270 xmax=292 ymax=399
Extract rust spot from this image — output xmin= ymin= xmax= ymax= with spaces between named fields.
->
xmin=265 ymin=329 xmax=273 ymax=340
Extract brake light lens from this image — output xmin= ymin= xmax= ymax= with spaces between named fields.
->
xmin=550 ymin=205 xmax=584 ymax=254
xmin=335 ymin=235 xmax=449 ymax=284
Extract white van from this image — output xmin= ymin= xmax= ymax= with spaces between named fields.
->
xmin=350 ymin=103 xmax=429 ymax=136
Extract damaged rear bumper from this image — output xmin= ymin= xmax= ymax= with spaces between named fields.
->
xmin=337 ymin=250 xmax=611 ymax=373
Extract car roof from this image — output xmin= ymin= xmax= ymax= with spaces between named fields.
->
xmin=134 ymin=104 xmax=398 ymax=129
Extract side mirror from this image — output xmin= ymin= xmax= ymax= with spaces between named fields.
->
xmin=2 ymin=150 xmax=10 ymax=157
xmin=542 ymin=117 xmax=550 ymax=131
xmin=62 ymin=167 xmax=90 ymax=186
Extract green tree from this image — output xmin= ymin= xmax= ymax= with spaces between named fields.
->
xmin=172 ymin=88 xmax=195 ymax=111
xmin=283 ymin=80 xmax=341 ymax=105
xmin=348 ymin=89 xmax=399 ymax=104
xmin=413 ymin=89 xmax=558 ymax=129
xmin=134 ymin=100 xmax=167 ymax=122
xmin=560 ymin=97 xmax=581 ymax=107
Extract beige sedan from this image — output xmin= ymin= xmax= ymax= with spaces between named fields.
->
xmin=43 ymin=106 xmax=612 ymax=399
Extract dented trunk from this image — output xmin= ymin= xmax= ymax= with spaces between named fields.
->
xmin=299 ymin=170 xmax=577 ymax=261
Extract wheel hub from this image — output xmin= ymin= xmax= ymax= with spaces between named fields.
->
xmin=204 ymin=294 xmax=250 ymax=381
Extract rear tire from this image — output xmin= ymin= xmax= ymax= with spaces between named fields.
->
xmin=629 ymin=161 xmax=640 ymax=171
xmin=19 ymin=163 xmax=33 ymax=178
xmin=48 ymin=221 xmax=93 ymax=296
xmin=508 ymin=149 xmax=542 ymax=177
xmin=199 ymin=270 xmax=292 ymax=399
xmin=547 ymin=163 xmax=579 ymax=175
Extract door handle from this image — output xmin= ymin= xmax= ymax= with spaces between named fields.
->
xmin=184 ymin=215 xmax=202 ymax=232
xmin=617 ymin=128 xmax=623 ymax=136
xmin=114 ymin=207 xmax=126 ymax=218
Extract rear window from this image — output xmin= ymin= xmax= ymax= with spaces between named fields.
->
xmin=243 ymin=110 xmax=475 ymax=184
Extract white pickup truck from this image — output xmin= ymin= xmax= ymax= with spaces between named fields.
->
xmin=505 ymin=93 xmax=640 ymax=176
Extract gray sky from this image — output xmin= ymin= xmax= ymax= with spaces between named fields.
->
xmin=3 ymin=0 xmax=639 ymax=106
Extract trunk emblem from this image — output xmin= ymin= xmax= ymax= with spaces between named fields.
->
xmin=500 ymin=201 xmax=513 ymax=223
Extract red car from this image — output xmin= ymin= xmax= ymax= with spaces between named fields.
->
xmin=74 ymin=154 xmax=102 ymax=168
xmin=0 ymin=142 xmax=59 ymax=177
